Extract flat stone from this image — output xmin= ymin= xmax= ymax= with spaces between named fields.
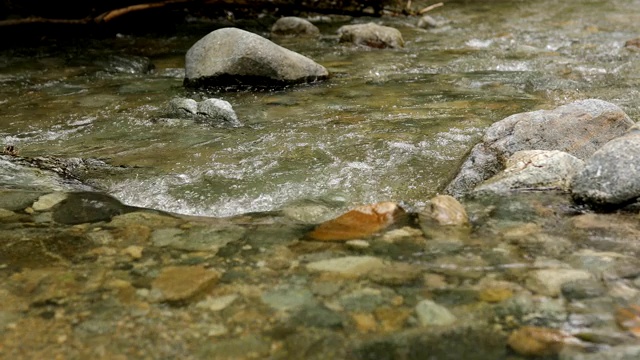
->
xmin=526 ymin=269 xmax=593 ymax=296
xmin=151 ymin=224 xmax=245 ymax=253
xmin=474 ymin=150 xmax=584 ymax=194
xmin=196 ymin=294 xmax=238 ymax=311
xmin=261 ymin=287 xmax=316 ymax=311
xmin=306 ymin=202 xmax=405 ymax=241
xmin=150 ymin=265 xmax=220 ymax=303
xmin=305 ymin=256 xmax=387 ymax=277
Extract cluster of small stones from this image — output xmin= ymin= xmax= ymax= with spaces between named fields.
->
xmin=2 ymin=189 xmax=640 ymax=359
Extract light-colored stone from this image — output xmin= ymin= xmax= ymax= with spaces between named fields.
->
xmin=338 ymin=23 xmax=404 ymax=49
xmin=121 ymin=245 xmax=143 ymax=259
xmin=415 ymin=299 xmax=456 ymax=326
xmin=184 ymin=27 xmax=328 ymax=88
xmin=271 ymin=17 xmax=320 ymax=36
xmin=197 ymin=98 xmax=240 ymax=126
xmin=474 ymin=150 xmax=584 ymax=194
xmin=420 ymin=195 xmax=468 ymax=225
xmin=151 ymin=265 xmax=220 ymax=302
xmin=196 ymin=294 xmax=238 ymax=311
xmin=526 ymin=269 xmax=593 ymax=296
xmin=32 ymin=192 xmax=67 ymax=211
xmin=306 ymin=256 xmax=386 ymax=277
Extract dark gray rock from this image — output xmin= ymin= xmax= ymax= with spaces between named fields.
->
xmin=571 ymin=125 xmax=640 ymax=206
xmin=337 ymin=23 xmax=404 ymax=49
xmin=96 ymin=55 xmax=154 ymax=74
xmin=184 ymin=27 xmax=329 ymax=89
xmin=271 ymin=17 xmax=320 ymax=36
xmin=52 ymin=192 xmax=136 ymax=225
xmin=446 ymin=99 xmax=634 ymax=197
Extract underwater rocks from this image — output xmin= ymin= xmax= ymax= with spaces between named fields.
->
xmin=183 ymin=27 xmax=329 ymax=89
xmin=2 ymin=189 xmax=640 ymax=359
xmin=306 ymin=202 xmax=406 ymax=241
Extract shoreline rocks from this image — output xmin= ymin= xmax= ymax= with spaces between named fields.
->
xmin=445 ymin=99 xmax=634 ymax=198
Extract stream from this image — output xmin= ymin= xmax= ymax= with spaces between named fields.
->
xmin=2 ymin=1 xmax=640 ymax=359
xmin=2 ymin=1 xmax=639 ymax=217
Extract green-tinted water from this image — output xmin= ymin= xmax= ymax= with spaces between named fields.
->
xmin=1 ymin=0 xmax=639 ymax=216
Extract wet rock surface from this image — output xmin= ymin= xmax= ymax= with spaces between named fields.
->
xmin=183 ymin=27 xmax=329 ymax=89
xmin=446 ymin=99 xmax=634 ymax=197
xmin=1 ymin=189 xmax=640 ymax=359
xmin=337 ymin=22 xmax=405 ymax=49
xmin=271 ymin=16 xmax=320 ymax=36
xmin=571 ymin=125 xmax=640 ymax=207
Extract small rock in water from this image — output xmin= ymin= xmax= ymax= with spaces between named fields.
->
xmin=305 ymin=256 xmax=386 ymax=277
xmin=417 ymin=15 xmax=439 ymax=29
xmin=184 ymin=27 xmax=328 ymax=89
xmin=526 ymin=269 xmax=593 ymax=297
xmin=150 ymin=265 xmax=220 ymax=303
xmin=168 ymin=97 xmax=198 ymax=117
xmin=507 ymin=326 xmax=576 ymax=357
xmin=420 ymin=195 xmax=468 ymax=226
xmin=414 ymin=299 xmax=456 ymax=326
xmin=31 ymin=192 xmax=68 ymax=211
xmin=337 ymin=23 xmax=404 ymax=49
xmin=271 ymin=17 xmax=320 ymax=36
xmin=306 ymin=202 xmax=405 ymax=241
xmin=197 ymin=98 xmax=241 ymax=126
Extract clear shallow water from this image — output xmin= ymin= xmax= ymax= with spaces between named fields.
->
xmin=1 ymin=0 xmax=640 ymax=217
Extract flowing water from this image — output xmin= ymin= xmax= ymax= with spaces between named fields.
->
xmin=3 ymin=2 xmax=640 ymax=359
xmin=2 ymin=1 xmax=640 ymax=217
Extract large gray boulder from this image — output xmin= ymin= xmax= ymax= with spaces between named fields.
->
xmin=445 ymin=99 xmax=634 ymax=197
xmin=571 ymin=124 xmax=640 ymax=206
xmin=271 ymin=17 xmax=320 ymax=36
xmin=337 ymin=23 xmax=404 ymax=49
xmin=184 ymin=28 xmax=329 ymax=89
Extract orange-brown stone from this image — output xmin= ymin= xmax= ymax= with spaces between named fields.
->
xmin=306 ymin=202 xmax=405 ymax=241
